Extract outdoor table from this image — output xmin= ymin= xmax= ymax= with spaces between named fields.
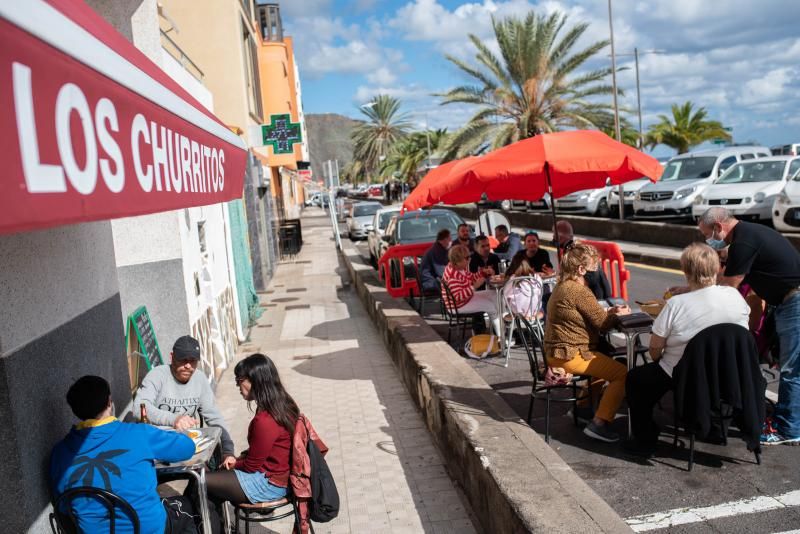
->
xmin=616 ymin=310 xmax=654 ymax=435
xmin=486 ymin=277 xmax=509 ymax=365
xmin=156 ymin=426 xmax=221 ymax=533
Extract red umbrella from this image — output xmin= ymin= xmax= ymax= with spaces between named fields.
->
xmin=403 ymin=130 xmax=662 ymax=211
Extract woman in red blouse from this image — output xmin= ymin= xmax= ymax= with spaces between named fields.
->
xmin=441 ymin=244 xmax=501 ymax=335
xmin=206 ymin=353 xmax=299 ymax=507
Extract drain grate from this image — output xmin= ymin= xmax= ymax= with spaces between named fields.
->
xmin=272 ymin=297 xmax=299 ymax=303
xmin=292 ymin=354 xmax=312 ymax=360
xmin=257 ymin=324 xmax=272 ymax=328
xmin=286 ymin=288 xmax=307 ymax=293
xmin=285 ymin=304 xmax=311 ymax=310
xmin=295 ymin=260 xmax=311 ymax=264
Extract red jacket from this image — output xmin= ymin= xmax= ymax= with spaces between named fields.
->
xmin=290 ymin=414 xmax=328 ymax=534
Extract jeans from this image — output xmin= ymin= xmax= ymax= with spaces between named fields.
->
xmin=774 ymin=292 xmax=800 ymax=438
xmin=626 ymin=362 xmax=673 ymax=445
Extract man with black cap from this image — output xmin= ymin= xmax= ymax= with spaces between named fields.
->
xmin=136 ymin=335 xmax=235 ymax=464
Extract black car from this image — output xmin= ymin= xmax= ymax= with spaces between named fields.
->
xmin=379 ymin=208 xmax=469 ymax=286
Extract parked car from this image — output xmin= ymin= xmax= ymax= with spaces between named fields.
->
xmin=771 ymin=143 xmax=800 ymax=156
xmin=367 ymin=205 xmax=402 ymax=266
xmin=772 ymin=161 xmax=800 ymax=232
xmin=693 ymin=157 xmax=800 ymax=222
xmin=379 ymin=208 xmax=467 ymax=285
xmin=555 ymin=186 xmax=612 ymax=217
xmin=346 ymin=201 xmax=382 ymax=240
xmin=368 ymin=184 xmax=384 ymax=198
xmin=526 ymin=194 xmax=551 ymax=211
xmin=306 ymin=192 xmax=322 ymax=207
xmin=633 ymin=146 xmax=771 ymax=220
xmin=607 ymin=178 xmax=651 ymax=217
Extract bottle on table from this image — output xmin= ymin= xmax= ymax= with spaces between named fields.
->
xmin=139 ymin=402 xmax=150 ymax=424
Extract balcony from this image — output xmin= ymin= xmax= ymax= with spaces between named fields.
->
xmin=160 ymin=30 xmax=204 ymax=82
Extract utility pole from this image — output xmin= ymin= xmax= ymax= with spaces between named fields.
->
xmin=425 ymin=112 xmax=432 ymax=169
xmin=607 ymin=0 xmax=625 ymax=220
xmin=634 ymin=48 xmax=643 ymax=149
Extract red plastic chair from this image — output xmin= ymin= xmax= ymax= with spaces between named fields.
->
xmin=581 ymin=240 xmax=630 ymax=301
xmin=376 ymin=242 xmax=434 ymax=299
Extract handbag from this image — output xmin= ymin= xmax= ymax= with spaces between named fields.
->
xmin=464 ymin=334 xmax=501 ymax=358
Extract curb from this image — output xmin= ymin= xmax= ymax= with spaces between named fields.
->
xmin=339 ymin=242 xmax=632 ymax=533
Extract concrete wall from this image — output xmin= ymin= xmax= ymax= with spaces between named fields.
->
xmin=0 ymin=222 xmax=127 ymax=534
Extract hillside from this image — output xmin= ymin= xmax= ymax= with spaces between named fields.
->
xmin=305 ymin=113 xmax=360 ymax=183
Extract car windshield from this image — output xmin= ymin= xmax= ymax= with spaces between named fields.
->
xmin=378 ymin=211 xmax=396 ymax=229
xmin=660 ymin=157 xmax=717 ymax=181
xmin=716 ymin=161 xmax=786 ymax=184
xmin=353 ymin=204 xmax=381 ymax=217
xmin=397 ymin=213 xmax=461 ymax=242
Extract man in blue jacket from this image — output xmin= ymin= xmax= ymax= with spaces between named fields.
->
xmin=50 ymin=376 xmax=196 ymax=534
xmin=420 ymin=228 xmax=451 ymax=292
xmin=493 ymin=224 xmax=522 ymax=261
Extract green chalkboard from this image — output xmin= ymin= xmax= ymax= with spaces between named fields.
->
xmin=125 ymin=306 xmax=163 ymax=371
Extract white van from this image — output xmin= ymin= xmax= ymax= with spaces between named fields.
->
xmin=633 ymin=146 xmax=771 ymax=219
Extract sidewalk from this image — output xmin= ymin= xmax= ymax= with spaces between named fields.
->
xmin=215 ymin=208 xmax=477 ymax=534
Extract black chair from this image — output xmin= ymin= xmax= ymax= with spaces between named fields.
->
xmin=412 ymin=263 xmax=443 ymax=318
xmin=516 ymin=315 xmax=593 ymax=443
xmin=50 ymin=486 xmax=139 ymax=534
xmin=671 ymin=323 xmax=765 ymax=471
xmin=232 ymin=491 xmax=308 ymax=534
xmin=441 ymin=280 xmax=472 ymax=346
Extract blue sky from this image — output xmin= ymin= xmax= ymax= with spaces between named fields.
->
xmin=278 ymin=0 xmax=800 ymax=157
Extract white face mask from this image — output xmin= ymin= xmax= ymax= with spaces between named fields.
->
xmin=705 ymin=229 xmax=726 ymax=250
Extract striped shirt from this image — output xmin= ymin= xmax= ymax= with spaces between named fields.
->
xmin=441 ymin=264 xmax=480 ymax=310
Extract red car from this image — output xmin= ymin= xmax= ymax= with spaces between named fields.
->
xmin=368 ymin=185 xmax=384 ymax=198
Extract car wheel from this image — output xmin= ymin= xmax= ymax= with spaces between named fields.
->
xmin=596 ymin=198 xmax=610 ymax=218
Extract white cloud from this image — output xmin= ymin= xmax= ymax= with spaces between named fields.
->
xmin=353 ymin=83 xmax=432 ymax=104
xmin=304 ymin=40 xmax=386 ymax=76
xmin=739 ymin=68 xmax=795 ymax=105
xmin=366 ymin=67 xmax=398 ymax=85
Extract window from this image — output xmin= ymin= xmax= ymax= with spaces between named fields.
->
xmin=718 ymin=156 xmax=737 ymax=174
xmin=353 ymin=204 xmax=381 ymax=217
xmin=660 ymin=157 xmax=717 ymax=181
xmin=241 ymin=20 xmax=263 ymax=120
xmin=197 ymin=221 xmax=207 ymax=253
xmin=717 ymin=161 xmax=786 ymax=184
xmin=789 ymin=159 xmax=800 ymax=179
xmin=740 ymin=153 xmax=755 ymax=160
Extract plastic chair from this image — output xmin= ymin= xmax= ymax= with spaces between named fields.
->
xmin=50 ymin=486 xmax=139 ymax=534
xmin=516 ymin=315 xmax=593 ymax=443
xmin=501 ymin=275 xmax=544 ymax=367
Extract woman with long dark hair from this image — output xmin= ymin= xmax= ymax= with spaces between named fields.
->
xmin=205 ymin=353 xmax=299 ymax=506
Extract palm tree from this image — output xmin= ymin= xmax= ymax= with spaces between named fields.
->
xmin=645 ymin=102 xmax=731 ymax=154
xmin=351 ymin=95 xmax=412 ymax=180
xmin=438 ymin=11 xmax=616 ymax=159
xmin=381 ymin=129 xmax=449 ymax=182
xmin=67 ymin=449 xmax=127 ymax=490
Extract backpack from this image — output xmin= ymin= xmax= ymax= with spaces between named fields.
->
xmin=306 ymin=426 xmax=340 ymax=523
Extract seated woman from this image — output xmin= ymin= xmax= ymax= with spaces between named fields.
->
xmin=544 ymin=244 xmax=630 ymax=443
xmin=625 ymin=243 xmax=750 ymax=457
xmin=441 ymin=244 xmax=501 ymax=336
xmin=503 ymin=254 xmax=543 ymax=320
xmin=206 ymin=354 xmax=298 ymax=512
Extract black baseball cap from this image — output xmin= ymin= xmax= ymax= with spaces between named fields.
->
xmin=172 ymin=335 xmax=201 ymax=360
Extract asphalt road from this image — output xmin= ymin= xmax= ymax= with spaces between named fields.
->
xmin=351 ymin=237 xmax=799 ymax=533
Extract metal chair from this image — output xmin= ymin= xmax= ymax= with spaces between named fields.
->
xmin=232 ymin=492 xmax=308 ymax=534
xmin=411 ymin=263 xmax=443 ymax=318
xmin=516 ymin=315 xmax=593 ymax=443
xmin=441 ymin=280 xmax=472 ymax=347
xmin=500 ymin=275 xmax=544 ymax=367
xmin=50 ymin=486 xmax=139 ymax=534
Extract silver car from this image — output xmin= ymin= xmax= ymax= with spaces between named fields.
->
xmin=346 ymin=201 xmax=382 ymax=241
xmin=367 ymin=205 xmax=401 ymax=266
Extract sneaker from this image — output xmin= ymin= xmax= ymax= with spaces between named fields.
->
xmin=583 ymin=421 xmax=620 ymax=443
xmin=621 ymin=439 xmax=656 ymax=458
xmin=761 ymin=428 xmax=800 ymax=446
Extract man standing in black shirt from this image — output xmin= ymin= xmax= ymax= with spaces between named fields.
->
xmin=699 ymin=207 xmax=800 ymax=445
xmin=469 ymin=235 xmax=500 ymax=290
xmin=515 ymin=232 xmax=554 ymax=274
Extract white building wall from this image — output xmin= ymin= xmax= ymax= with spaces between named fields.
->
xmin=292 ymin=58 xmax=310 ymax=162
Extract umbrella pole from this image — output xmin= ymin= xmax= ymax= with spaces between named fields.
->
xmin=546 ymin=164 xmax=560 ymax=252
xmin=476 ymin=203 xmax=482 ymax=236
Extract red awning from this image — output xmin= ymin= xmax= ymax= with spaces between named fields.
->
xmin=0 ymin=0 xmax=248 ymax=235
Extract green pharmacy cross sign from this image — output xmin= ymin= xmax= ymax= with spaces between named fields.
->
xmin=260 ymin=114 xmax=302 ymax=154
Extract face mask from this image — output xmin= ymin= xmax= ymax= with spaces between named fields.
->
xmin=705 ymin=230 xmax=726 ymax=250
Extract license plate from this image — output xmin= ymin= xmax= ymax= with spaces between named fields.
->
xmin=644 ymin=204 xmax=664 ymax=212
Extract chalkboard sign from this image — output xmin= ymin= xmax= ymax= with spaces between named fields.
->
xmin=126 ymin=306 xmax=163 ymax=371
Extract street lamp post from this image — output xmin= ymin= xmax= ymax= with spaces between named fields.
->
xmin=613 ymin=48 xmax=665 ymax=149
xmin=424 ymin=112 xmax=432 ymax=169
xmin=607 ymin=0 xmax=625 ymax=220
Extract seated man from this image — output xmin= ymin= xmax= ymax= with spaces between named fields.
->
xmin=50 ymin=376 xmax=196 ymax=533
xmin=555 ymin=220 xmax=611 ymax=299
xmin=515 ymin=231 xmax=554 ymax=275
xmin=493 ymin=224 xmax=522 ymax=261
xmin=420 ymin=228 xmax=451 ymax=292
xmin=624 ymin=243 xmax=750 ymax=456
xmin=454 ymin=223 xmax=475 ymax=251
xmin=469 ymin=235 xmax=501 ymax=290
xmin=135 ymin=335 xmax=235 ymax=465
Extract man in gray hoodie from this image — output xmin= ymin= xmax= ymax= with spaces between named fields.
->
xmin=135 ymin=335 xmax=235 ymax=464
